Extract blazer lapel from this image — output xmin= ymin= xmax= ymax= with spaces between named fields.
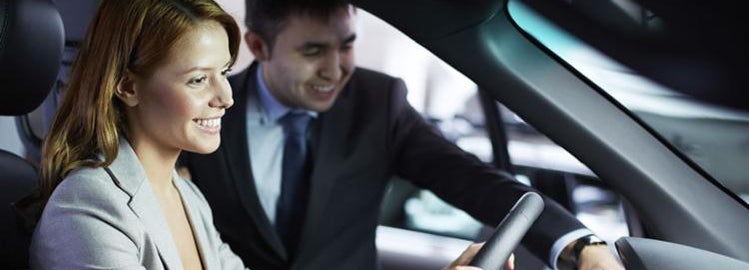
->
xmin=297 ymin=75 xmax=354 ymax=254
xmin=223 ymin=64 xmax=288 ymax=259
xmin=107 ymin=138 xmax=183 ymax=269
xmin=173 ymin=172 xmax=214 ymax=270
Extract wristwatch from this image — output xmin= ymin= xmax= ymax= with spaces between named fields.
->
xmin=559 ymin=235 xmax=607 ymax=269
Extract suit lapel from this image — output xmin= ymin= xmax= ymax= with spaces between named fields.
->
xmin=107 ymin=138 xmax=183 ymax=269
xmin=223 ymin=64 xmax=288 ymax=259
xmin=297 ymin=75 xmax=355 ymax=254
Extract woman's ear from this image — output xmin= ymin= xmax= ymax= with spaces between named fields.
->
xmin=115 ymin=73 xmax=139 ymax=107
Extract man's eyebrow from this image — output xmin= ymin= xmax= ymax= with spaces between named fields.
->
xmin=298 ymin=34 xmax=357 ymax=50
xmin=300 ymin=41 xmax=328 ymax=48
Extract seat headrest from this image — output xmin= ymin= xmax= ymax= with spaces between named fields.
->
xmin=0 ymin=0 xmax=64 ymax=115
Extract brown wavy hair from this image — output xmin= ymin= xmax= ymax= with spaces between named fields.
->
xmin=39 ymin=0 xmax=240 ymax=201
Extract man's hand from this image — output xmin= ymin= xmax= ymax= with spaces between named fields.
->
xmin=577 ymin=245 xmax=625 ymax=270
xmin=443 ymin=242 xmax=515 ymax=270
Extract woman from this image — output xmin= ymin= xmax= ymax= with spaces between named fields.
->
xmin=29 ymin=0 xmax=496 ymax=269
xmin=31 ymin=0 xmax=246 ymax=269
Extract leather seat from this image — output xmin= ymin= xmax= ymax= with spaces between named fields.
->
xmin=0 ymin=0 xmax=63 ymax=267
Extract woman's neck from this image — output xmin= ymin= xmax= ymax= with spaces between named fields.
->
xmin=128 ymin=137 xmax=181 ymax=194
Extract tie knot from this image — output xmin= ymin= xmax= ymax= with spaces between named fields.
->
xmin=280 ymin=111 xmax=311 ymax=136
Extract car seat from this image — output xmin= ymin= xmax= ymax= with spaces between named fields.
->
xmin=0 ymin=0 xmax=64 ymax=267
xmin=15 ymin=0 xmax=99 ymax=165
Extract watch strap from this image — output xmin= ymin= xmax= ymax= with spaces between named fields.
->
xmin=570 ymin=235 xmax=607 ymax=268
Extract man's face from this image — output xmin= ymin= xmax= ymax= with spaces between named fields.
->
xmin=255 ymin=7 xmax=356 ymax=112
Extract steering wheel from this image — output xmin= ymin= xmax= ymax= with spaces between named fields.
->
xmin=468 ymin=192 xmax=545 ymax=269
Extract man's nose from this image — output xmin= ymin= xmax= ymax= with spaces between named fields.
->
xmin=318 ymin=52 xmax=342 ymax=81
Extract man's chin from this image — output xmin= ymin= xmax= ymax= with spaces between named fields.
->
xmin=297 ymin=97 xmax=337 ymax=112
xmin=307 ymin=102 xmax=336 ymax=112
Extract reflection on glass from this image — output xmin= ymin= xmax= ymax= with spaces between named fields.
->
xmin=509 ymin=0 xmax=749 ymax=202
xmin=404 ymin=190 xmax=483 ymax=239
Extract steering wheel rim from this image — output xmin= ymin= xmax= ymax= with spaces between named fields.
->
xmin=468 ymin=192 xmax=545 ymax=269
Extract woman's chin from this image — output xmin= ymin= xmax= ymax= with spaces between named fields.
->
xmin=184 ymin=140 xmax=220 ymax=154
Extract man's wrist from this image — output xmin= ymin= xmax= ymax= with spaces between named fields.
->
xmin=557 ymin=235 xmax=607 ymax=269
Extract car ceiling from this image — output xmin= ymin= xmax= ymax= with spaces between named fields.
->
xmin=353 ymin=0 xmax=748 ymax=111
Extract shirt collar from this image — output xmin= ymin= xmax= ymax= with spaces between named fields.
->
xmin=256 ymin=64 xmax=317 ymax=123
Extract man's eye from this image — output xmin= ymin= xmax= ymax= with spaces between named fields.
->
xmin=302 ymin=46 xmax=322 ymax=56
xmin=189 ymin=75 xmax=208 ymax=85
xmin=341 ymin=42 xmax=354 ymax=52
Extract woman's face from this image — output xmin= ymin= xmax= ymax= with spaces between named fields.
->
xmin=126 ymin=20 xmax=233 ymax=156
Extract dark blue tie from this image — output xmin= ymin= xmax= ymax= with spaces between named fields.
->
xmin=276 ymin=111 xmax=312 ymax=256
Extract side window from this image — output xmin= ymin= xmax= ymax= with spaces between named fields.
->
xmin=355 ymin=9 xmax=629 ymax=243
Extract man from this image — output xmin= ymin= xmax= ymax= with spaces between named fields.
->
xmin=180 ymin=0 xmax=624 ymax=269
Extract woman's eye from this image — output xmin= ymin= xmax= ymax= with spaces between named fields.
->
xmin=189 ymin=75 xmax=208 ymax=85
xmin=221 ymin=68 xmax=232 ymax=77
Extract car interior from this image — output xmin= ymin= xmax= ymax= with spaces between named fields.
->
xmin=0 ymin=0 xmax=63 ymax=268
xmin=352 ymin=0 xmax=749 ymax=269
xmin=1 ymin=0 xmax=748 ymax=269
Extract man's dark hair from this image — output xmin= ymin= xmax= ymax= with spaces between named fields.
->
xmin=246 ymin=0 xmax=350 ymax=46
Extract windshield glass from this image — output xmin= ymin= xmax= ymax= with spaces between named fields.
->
xmin=508 ymin=0 xmax=749 ymax=203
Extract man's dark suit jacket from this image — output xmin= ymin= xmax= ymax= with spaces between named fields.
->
xmin=181 ymin=63 xmax=585 ymax=270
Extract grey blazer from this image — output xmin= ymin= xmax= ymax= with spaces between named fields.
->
xmin=30 ymin=139 xmax=248 ymax=270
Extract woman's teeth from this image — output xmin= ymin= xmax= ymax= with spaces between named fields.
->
xmin=195 ymin=118 xmax=220 ymax=128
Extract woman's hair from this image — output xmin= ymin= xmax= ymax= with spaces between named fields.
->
xmin=39 ymin=0 xmax=240 ymax=201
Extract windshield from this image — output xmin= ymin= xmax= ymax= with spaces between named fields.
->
xmin=508 ymin=0 xmax=749 ymax=203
